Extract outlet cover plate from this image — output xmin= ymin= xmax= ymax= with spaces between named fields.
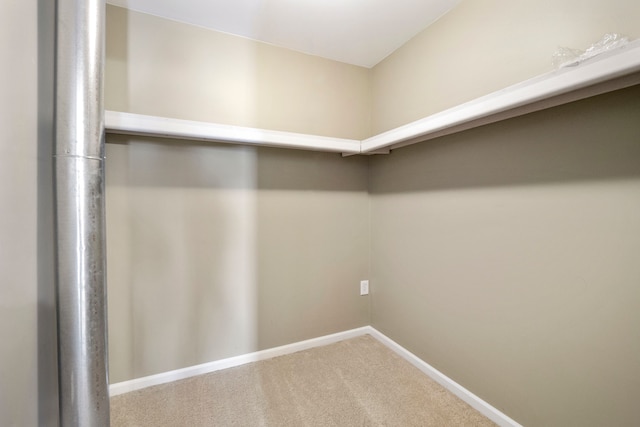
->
xmin=360 ymin=280 xmax=369 ymax=296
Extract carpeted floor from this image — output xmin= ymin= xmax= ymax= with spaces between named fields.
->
xmin=110 ymin=335 xmax=496 ymax=426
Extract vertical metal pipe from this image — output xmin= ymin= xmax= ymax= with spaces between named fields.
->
xmin=54 ymin=0 xmax=109 ymax=425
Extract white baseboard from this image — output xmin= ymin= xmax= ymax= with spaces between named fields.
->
xmin=110 ymin=325 xmax=521 ymax=427
xmin=366 ymin=327 xmax=522 ymax=427
xmin=109 ymin=326 xmax=371 ymax=396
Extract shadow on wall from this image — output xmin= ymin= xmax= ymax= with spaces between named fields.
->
xmin=104 ymin=138 xmax=369 ymax=383
xmin=105 ymin=136 xmax=368 ymax=192
xmin=104 ymin=3 xmax=371 ymax=385
xmin=105 ymin=4 xmax=129 ymax=114
xmin=106 ymin=140 xmax=259 ymax=381
xmin=371 ymin=84 xmax=640 ymax=194
xmin=37 ymin=0 xmax=58 ymax=424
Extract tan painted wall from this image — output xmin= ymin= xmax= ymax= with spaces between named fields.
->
xmin=105 ymin=6 xmax=372 ymax=383
xmin=106 ymin=138 xmax=370 ymax=382
xmin=369 ymin=85 xmax=640 ymax=426
xmin=0 ymin=1 xmax=39 ymax=425
xmin=372 ymin=0 xmax=640 ymax=133
xmin=106 ymin=5 xmax=371 ymax=140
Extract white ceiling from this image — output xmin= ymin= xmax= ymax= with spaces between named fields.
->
xmin=106 ymin=0 xmax=460 ymax=68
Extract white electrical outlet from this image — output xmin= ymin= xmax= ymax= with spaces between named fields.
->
xmin=360 ymin=280 xmax=369 ymax=296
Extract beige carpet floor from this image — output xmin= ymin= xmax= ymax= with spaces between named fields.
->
xmin=111 ymin=335 xmax=496 ymax=426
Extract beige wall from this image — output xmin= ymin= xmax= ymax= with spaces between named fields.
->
xmin=0 ymin=1 xmax=39 ymax=425
xmin=106 ymin=138 xmax=370 ymax=382
xmin=106 ymin=5 xmax=371 ymax=140
xmin=372 ymin=0 xmax=640 ymax=133
xmin=369 ymin=85 xmax=640 ymax=426
xmin=105 ymin=5 xmax=372 ymax=383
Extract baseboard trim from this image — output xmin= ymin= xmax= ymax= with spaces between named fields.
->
xmin=109 ymin=326 xmax=371 ymax=396
xmin=110 ymin=325 xmax=521 ymax=426
xmin=366 ymin=326 xmax=522 ymax=427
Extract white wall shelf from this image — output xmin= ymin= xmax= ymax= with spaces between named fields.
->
xmin=361 ymin=40 xmax=640 ymax=153
xmin=104 ymin=111 xmax=362 ymax=154
xmin=105 ymin=40 xmax=640 ymax=155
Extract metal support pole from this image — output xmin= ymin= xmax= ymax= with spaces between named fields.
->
xmin=54 ymin=0 xmax=109 ymax=425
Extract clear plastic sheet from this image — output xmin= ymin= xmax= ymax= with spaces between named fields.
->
xmin=553 ymin=33 xmax=630 ymax=69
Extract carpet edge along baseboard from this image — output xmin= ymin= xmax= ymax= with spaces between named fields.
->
xmin=109 ymin=326 xmax=522 ymax=427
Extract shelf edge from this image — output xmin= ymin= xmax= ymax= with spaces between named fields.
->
xmin=105 ymin=111 xmax=362 ymax=154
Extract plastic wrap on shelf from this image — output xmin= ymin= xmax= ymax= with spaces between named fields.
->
xmin=553 ymin=33 xmax=631 ymax=69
